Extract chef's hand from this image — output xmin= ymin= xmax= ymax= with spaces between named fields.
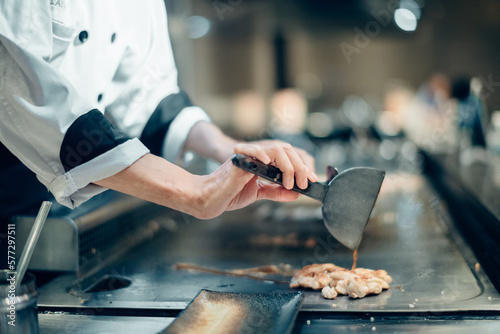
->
xmin=234 ymin=140 xmax=317 ymax=190
xmin=183 ymin=122 xmax=317 ymax=188
xmin=183 ymin=121 xmax=318 ymax=189
xmin=193 ymin=141 xmax=318 ymax=219
xmin=194 ymin=158 xmax=298 ymax=219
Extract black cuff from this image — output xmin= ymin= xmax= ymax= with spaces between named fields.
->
xmin=139 ymin=91 xmax=193 ymax=156
xmin=0 ymin=142 xmax=22 ymax=170
xmin=60 ymin=109 xmax=131 ymax=172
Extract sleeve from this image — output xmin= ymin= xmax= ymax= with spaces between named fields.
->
xmin=105 ymin=0 xmax=210 ymax=165
xmin=139 ymin=91 xmax=210 ymax=164
xmin=162 ymin=106 xmax=211 ymax=164
xmin=0 ymin=33 xmax=149 ymax=209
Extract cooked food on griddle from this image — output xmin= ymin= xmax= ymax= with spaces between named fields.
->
xmin=290 ymin=263 xmax=392 ymax=299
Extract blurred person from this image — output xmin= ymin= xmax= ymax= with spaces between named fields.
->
xmin=452 ymin=77 xmax=487 ymax=149
xmin=404 ymin=74 xmax=457 ymax=152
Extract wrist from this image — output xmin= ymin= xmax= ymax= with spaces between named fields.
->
xmin=188 ymin=161 xmax=239 ymax=219
xmin=187 ymin=173 xmax=220 ymax=219
xmin=157 ymin=169 xmax=205 ymax=217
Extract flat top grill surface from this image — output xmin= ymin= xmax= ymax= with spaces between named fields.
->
xmin=38 ymin=173 xmax=499 ymax=313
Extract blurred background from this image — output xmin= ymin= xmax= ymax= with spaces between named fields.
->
xmin=165 ymin=0 xmax=500 ymax=168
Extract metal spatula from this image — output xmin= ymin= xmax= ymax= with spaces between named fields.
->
xmin=232 ymin=154 xmax=385 ymax=250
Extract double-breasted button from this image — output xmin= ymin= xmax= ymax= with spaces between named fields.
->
xmin=97 ymin=93 xmax=103 ymax=102
xmin=78 ymin=30 xmax=89 ymax=43
xmin=111 ymin=33 xmax=117 ymax=43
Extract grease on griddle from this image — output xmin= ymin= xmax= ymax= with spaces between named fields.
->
xmin=249 ymin=233 xmax=317 ymax=249
xmin=174 ymin=263 xmax=296 ymax=284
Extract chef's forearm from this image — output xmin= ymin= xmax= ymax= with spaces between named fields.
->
xmin=183 ymin=121 xmax=239 ymax=163
xmin=93 ymin=153 xmax=203 ymax=217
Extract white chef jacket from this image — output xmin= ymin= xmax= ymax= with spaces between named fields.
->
xmin=0 ymin=0 xmax=209 ymax=209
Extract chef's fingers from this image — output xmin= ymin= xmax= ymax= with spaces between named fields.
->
xmin=235 ymin=141 xmax=295 ymax=190
xmin=293 ymin=147 xmax=318 ymax=181
xmin=257 ymin=182 xmax=299 ymax=202
xmin=267 ymin=142 xmax=314 ymax=189
xmin=282 ymin=145 xmax=311 ymax=189
xmin=257 ymin=140 xmax=318 ymax=183
xmin=234 ymin=140 xmax=318 ymax=188
xmin=271 ymin=144 xmax=296 ymax=190
xmin=234 ymin=143 xmax=271 ymax=164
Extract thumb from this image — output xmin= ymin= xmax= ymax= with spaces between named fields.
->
xmin=227 ymin=160 xmax=256 ymax=184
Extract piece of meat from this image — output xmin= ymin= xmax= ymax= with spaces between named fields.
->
xmin=321 ymin=286 xmax=338 ymax=299
xmin=290 ymin=263 xmax=392 ymax=300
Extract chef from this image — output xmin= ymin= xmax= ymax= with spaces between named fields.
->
xmin=0 ymin=1 xmax=317 ymax=267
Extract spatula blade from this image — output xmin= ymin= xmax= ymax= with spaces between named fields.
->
xmin=322 ymin=167 xmax=385 ymax=250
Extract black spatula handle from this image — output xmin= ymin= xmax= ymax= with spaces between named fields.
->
xmin=231 ymin=154 xmax=326 ymax=201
